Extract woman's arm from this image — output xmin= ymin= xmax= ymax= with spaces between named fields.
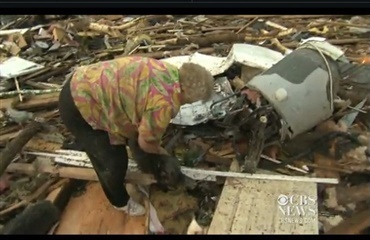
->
xmin=137 ymin=105 xmax=173 ymax=155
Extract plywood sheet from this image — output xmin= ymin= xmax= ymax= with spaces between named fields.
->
xmin=208 ymin=172 xmax=319 ymax=234
xmin=55 ymin=182 xmax=148 ymax=234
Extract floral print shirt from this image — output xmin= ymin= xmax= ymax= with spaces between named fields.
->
xmin=70 ymin=56 xmax=181 ymax=145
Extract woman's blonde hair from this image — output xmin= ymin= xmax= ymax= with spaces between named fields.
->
xmin=178 ymin=63 xmax=214 ymax=103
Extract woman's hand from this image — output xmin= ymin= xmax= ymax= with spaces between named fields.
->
xmin=129 ymin=137 xmax=183 ymax=191
xmin=138 ymin=135 xmax=169 ymax=156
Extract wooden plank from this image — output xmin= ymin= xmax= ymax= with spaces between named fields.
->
xmin=6 ymin=162 xmax=156 ymax=185
xmin=46 ymin=179 xmax=75 ymax=209
xmin=0 ymin=92 xmax=60 ymax=111
xmin=208 ymin=164 xmax=319 ymax=234
xmin=46 ymin=186 xmax=63 ymax=203
xmin=54 ymin=182 xmax=148 ymax=234
xmin=47 ymin=179 xmax=115 ymax=235
xmin=208 ymin=160 xmax=241 ymax=234
xmin=47 ymin=189 xmax=65 ymax=236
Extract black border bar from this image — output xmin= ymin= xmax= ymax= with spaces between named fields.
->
xmin=0 ymin=0 xmax=368 ymax=9
xmin=2 ymin=0 xmax=369 ymax=2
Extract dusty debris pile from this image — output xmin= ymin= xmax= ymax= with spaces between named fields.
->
xmin=0 ymin=15 xmax=369 ymax=235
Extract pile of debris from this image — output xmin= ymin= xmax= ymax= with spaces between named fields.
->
xmin=0 ymin=15 xmax=370 ymax=234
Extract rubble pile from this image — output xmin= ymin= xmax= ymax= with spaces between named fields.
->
xmin=0 ymin=15 xmax=369 ymax=234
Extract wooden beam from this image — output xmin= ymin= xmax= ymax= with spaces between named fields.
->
xmin=6 ymin=162 xmax=156 ymax=186
xmin=0 ymin=121 xmax=43 ymax=176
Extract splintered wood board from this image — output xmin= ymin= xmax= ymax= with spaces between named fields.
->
xmin=208 ymin=163 xmax=319 ymax=234
xmin=54 ymin=182 xmax=148 ymax=234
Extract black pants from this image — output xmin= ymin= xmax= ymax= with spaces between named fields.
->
xmin=58 ymin=79 xmax=129 ymax=208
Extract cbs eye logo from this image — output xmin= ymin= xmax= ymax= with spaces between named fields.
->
xmin=277 ymin=194 xmax=289 ymax=206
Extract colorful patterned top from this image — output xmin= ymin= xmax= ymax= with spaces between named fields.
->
xmin=70 ymin=56 xmax=181 ymax=145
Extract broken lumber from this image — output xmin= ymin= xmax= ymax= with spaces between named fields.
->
xmin=0 ymin=92 xmax=60 ymax=111
xmin=0 ymin=125 xmax=21 ymax=136
xmin=6 ymin=162 xmax=156 ymax=186
xmin=0 ymin=178 xmax=57 ymax=216
xmin=0 ymin=121 xmax=43 ymax=176
xmin=0 ymin=130 xmax=21 ymax=145
xmin=88 ymin=22 xmax=122 ymax=37
xmin=119 ymin=46 xmax=225 ymax=59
